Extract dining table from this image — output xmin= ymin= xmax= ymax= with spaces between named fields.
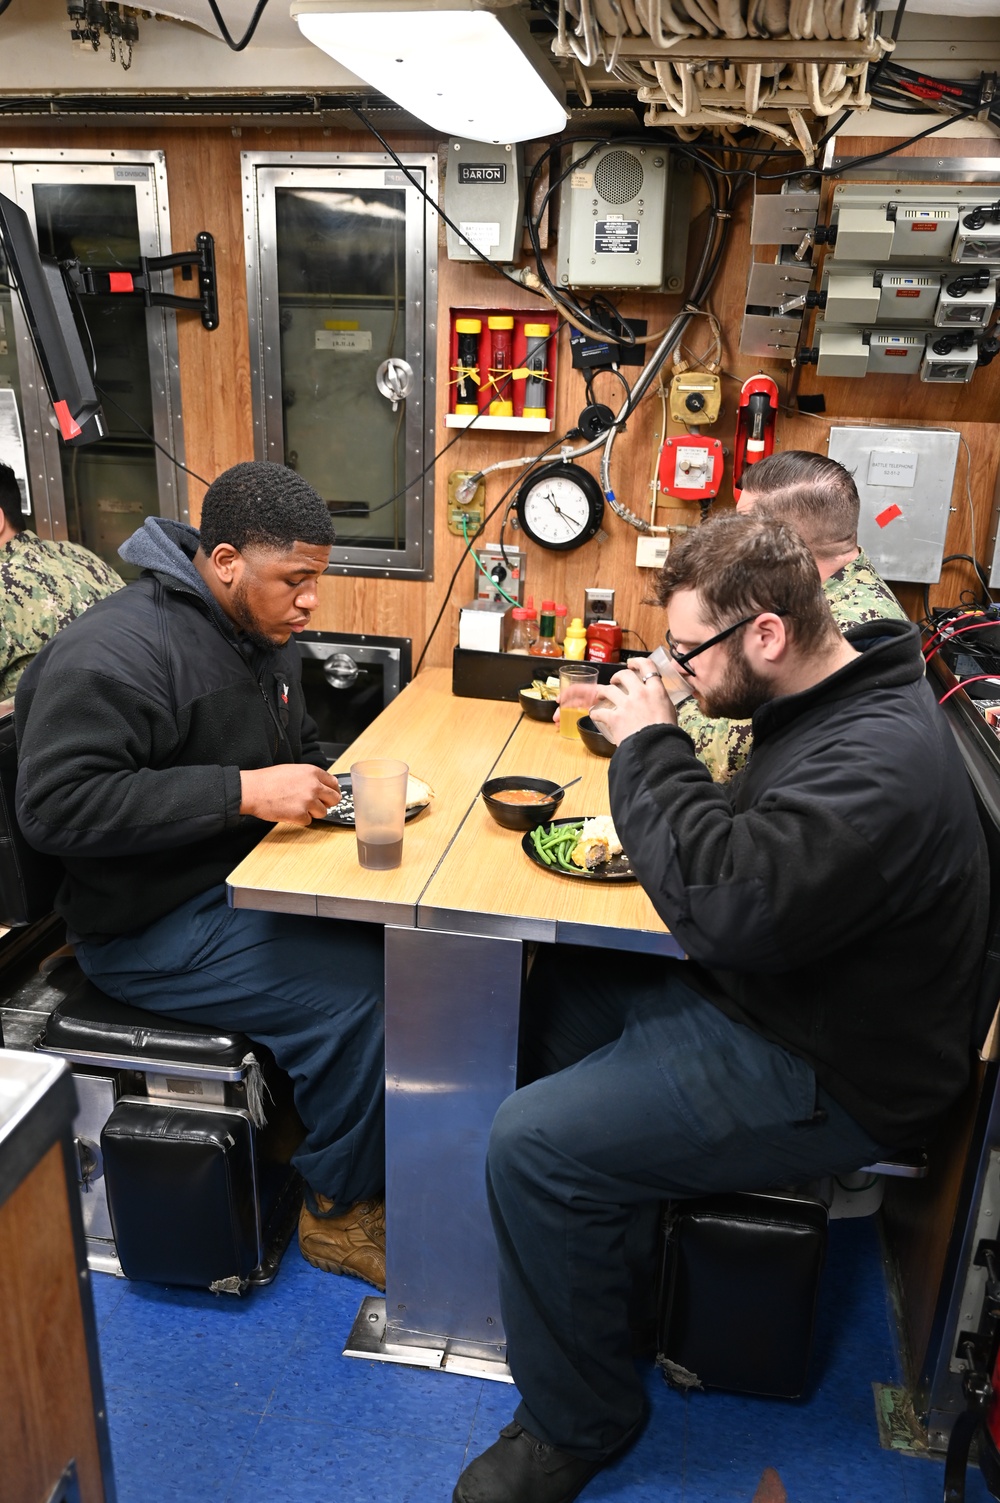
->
xmin=227 ymin=665 xmax=681 ymax=1379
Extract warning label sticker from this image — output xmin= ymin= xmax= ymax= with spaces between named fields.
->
xmin=595 ymin=220 xmax=639 ymax=255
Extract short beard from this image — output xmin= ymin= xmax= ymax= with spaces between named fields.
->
xmin=701 ymin=641 xmax=773 ymax=720
xmin=231 ymin=577 xmax=282 ymax=651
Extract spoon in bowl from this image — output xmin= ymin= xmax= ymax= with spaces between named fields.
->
xmin=546 ymin=775 xmax=583 ymax=801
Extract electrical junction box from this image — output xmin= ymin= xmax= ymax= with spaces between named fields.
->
xmin=867 ymin=330 xmax=925 ymax=375
xmin=877 ymin=271 xmax=941 ymax=323
xmin=556 ymin=141 xmax=690 ymax=291
xmin=636 ymin=535 xmax=670 ymax=569
xmin=824 ymin=271 xmax=881 ymax=325
xmin=669 ymin=371 xmax=721 ymax=425
xmin=444 ymin=139 xmax=524 ymax=263
xmin=814 ymin=326 xmax=870 ymax=378
xmin=888 ymin=204 xmax=961 ymax=259
xmin=832 ymin=207 xmax=895 ymax=262
xmin=475 ymin=543 xmax=525 ymax=607
xmin=827 ymin=425 xmax=960 ymax=583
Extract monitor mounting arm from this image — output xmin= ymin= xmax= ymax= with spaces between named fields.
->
xmin=62 ymin=231 xmax=218 ymax=330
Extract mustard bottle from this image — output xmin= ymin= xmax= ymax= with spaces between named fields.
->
xmin=563 ymin=617 xmax=587 ymax=660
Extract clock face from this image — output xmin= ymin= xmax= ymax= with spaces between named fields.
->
xmin=517 ymin=464 xmax=604 ymax=551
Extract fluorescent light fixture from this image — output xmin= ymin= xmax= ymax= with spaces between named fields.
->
xmin=291 ymin=0 xmax=567 ymax=144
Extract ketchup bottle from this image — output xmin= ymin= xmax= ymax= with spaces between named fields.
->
xmin=586 ymin=620 xmax=622 ymax=664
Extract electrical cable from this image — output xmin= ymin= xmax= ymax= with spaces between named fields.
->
xmin=939 ymin=552 xmax=994 ymax=605
xmin=95 ymin=384 xmax=211 ymax=488
xmin=621 ymin=628 xmax=649 ymax=652
xmin=460 ymin=513 xmax=519 ymax=607
xmin=414 ymin=437 xmax=567 ymax=676
xmin=924 ymin=619 xmax=1000 ymax=665
xmin=352 ymin=107 xmax=531 ymax=294
xmin=940 ymin=674 xmax=1000 ymax=705
xmin=922 ymin=610 xmax=985 ymax=658
xmin=206 ymin=0 xmax=272 ymax=52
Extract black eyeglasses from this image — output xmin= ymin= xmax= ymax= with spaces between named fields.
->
xmin=665 ymin=609 xmax=789 ymax=672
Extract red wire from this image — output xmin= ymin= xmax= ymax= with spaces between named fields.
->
xmin=922 ymin=612 xmax=983 ymax=658
xmin=925 ymin=618 xmax=1000 ymax=663
xmin=938 ymin=674 xmax=1000 ymax=705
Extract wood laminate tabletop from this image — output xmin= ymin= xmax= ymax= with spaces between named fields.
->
xmin=418 ymin=711 xmax=678 ymax=955
xmin=227 ymin=667 xmax=520 ymax=927
xmin=228 ymin=665 xmax=679 ymax=956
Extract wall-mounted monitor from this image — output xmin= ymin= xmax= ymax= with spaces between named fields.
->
xmin=0 ymin=191 xmax=106 ymax=446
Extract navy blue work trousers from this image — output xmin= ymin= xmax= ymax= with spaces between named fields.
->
xmin=75 ymin=885 xmax=385 ymax=1209
xmin=490 ymin=946 xmax=886 ymax=1461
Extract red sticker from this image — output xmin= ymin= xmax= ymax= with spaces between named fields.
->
xmin=108 ymin=271 xmax=134 ymax=293
xmin=53 ymin=399 xmax=82 ymax=441
xmin=875 ymin=503 xmax=903 ymax=528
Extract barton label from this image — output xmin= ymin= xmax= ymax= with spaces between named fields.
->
xmin=457 ymin=163 xmax=506 ymax=184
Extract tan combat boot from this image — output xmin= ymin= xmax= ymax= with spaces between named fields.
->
xmin=298 ymin=1193 xmax=386 ymax=1290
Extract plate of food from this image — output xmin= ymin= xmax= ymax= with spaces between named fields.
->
xmin=318 ymin=774 xmax=434 ymax=827
xmin=521 ymin=815 xmax=636 ymax=882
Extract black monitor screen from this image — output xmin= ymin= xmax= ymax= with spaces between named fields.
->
xmin=0 ymin=191 xmax=106 ymax=446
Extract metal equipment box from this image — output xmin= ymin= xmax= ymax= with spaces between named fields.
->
xmin=827 ymin=425 xmax=960 ymax=583
xmin=556 ymin=141 xmax=689 ymax=291
xmin=444 ymin=139 xmax=524 ymax=263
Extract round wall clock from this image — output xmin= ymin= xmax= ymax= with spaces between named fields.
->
xmin=514 ymin=461 xmax=605 ymax=551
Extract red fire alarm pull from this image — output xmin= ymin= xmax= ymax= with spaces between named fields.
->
xmin=658 ymin=435 xmax=725 ymax=504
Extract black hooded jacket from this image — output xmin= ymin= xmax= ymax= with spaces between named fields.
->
xmin=14 ymin=517 xmax=324 ymax=942
xmin=609 ymin=620 xmax=989 ymax=1147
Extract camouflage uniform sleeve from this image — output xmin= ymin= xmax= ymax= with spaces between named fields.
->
xmin=0 ymin=534 xmax=123 ymax=702
xmin=825 ymin=549 xmax=909 ymax=629
xmin=677 ymin=697 xmax=754 ymax=783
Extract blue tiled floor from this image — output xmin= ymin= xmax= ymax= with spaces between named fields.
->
xmin=89 ymin=1217 xmax=996 ymax=1503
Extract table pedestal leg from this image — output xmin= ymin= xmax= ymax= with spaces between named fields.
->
xmin=343 ymin=925 xmax=522 ymax=1379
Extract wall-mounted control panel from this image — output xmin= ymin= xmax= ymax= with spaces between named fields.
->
xmin=741 ymin=183 xmax=1000 ymax=378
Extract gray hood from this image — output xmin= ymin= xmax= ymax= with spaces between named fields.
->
xmin=118 ymin=516 xmax=226 ymax=625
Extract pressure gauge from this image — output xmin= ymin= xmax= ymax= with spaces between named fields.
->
xmin=514 ymin=461 xmax=605 ymax=552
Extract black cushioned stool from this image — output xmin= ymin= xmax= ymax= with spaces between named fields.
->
xmin=36 ymin=970 xmax=303 ymax=1292
xmin=656 ymin=1191 xmax=829 ymax=1399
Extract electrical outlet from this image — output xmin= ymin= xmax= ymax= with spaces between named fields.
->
xmin=584 ymin=587 xmax=615 ymax=626
xmin=635 ymin=535 xmax=670 ymax=569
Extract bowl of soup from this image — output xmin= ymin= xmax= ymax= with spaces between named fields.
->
xmin=481 ymin=776 xmax=565 ymax=832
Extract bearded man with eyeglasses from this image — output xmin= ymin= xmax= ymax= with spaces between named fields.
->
xmin=453 ymin=513 xmax=987 ymax=1503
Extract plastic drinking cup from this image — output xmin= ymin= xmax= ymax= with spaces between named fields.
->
xmin=350 ymin=759 xmax=409 ymax=870
xmin=559 ymin=663 xmax=600 ymax=740
xmin=648 ymin=645 xmax=694 ymax=707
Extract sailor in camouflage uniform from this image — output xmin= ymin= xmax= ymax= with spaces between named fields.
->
xmin=678 ymin=451 xmax=908 ymax=781
xmin=0 ymin=460 xmax=122 ymax=701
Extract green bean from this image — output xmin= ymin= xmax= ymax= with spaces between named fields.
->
xmin=539 ymin=824 xmax=582 ymax=849
xmin=530 ymin=827 xmax=554 ymax=866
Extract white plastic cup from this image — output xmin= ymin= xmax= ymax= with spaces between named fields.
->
xmin=647 ymin=645 xmax=694 ymax=707
xmin=350 ymin=759 xmax=409 ymax=870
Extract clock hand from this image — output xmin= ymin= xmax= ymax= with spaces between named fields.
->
xmin=542 ymin=488 xmax=567 ymax=519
